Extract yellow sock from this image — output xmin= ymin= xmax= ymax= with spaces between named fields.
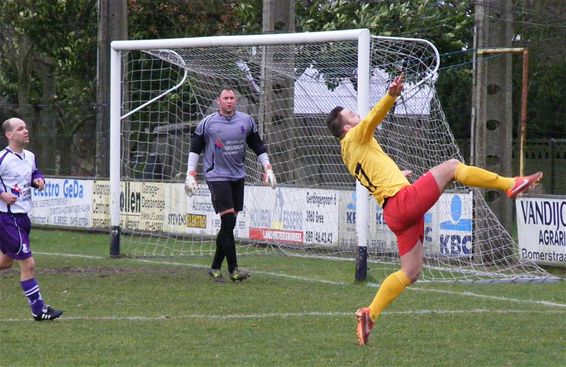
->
xmin=368 ymin=270 xmax=411 ymax=321
xmin=454 ymin=162 xmax=514 ymax=191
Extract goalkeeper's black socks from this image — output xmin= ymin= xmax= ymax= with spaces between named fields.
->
xmin=219 ymin=213 xmax=238 ymax=273
xmin=211 ymin=234 xmax=225 ymax=270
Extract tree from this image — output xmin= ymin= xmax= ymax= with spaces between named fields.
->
xmin=0 ymin=0 xmax=270 ymax=176
xmin=513 ymin=0 xmax=566 ymax=139
xmin=127 ymin=0 xmax=262 ymax=39
xmin=295 ymin=1 xmax=475 ymax=137
xmin=295 ymin=1 xmax=473 ymax=49
xmin=0 ymin=0 xmax=98 ymax=175
xmin=1 ymin=0 xmax=561 ymax=178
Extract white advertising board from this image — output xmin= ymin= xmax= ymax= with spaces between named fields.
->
xmin=30 ymin=178 xmax=93 ymax=228
xmin=163 ymin=183 xmax=251 ymax=239
xmin=30 ymin=178 xmax=474 ymax=258
xmin=246 ymin=186 xmax=339 ymax=246
xmin=163 ymin=183 xmax=219 ymax=237
xmin=516 ymin=196 xmax=566 ymax=267
xmin=423 ymin=192 xmax=473 ymax=257
xmin=92 ymin=180 xmax=168 ymax=232
xmin=337 ymin=190 xmax=473 ymax=256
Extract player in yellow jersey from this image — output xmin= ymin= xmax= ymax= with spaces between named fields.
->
xmin=326 ymin=73 xmax=543 ymax=346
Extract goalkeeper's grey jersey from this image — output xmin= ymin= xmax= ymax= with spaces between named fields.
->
xmin=191 ymin=111 xmax=266 ymax=182
xmin=0 ymin=147 xmax=43 ymax=214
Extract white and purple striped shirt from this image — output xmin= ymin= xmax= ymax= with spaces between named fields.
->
xmin=0 ymin=147 xmax=44 ymax=213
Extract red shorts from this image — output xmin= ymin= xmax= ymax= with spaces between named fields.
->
xmin=383 ymin=172 xmax=440 ymax=256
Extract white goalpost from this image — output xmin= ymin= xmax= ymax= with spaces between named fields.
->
xmin=109 ymin=29 xmax=556 ymax=283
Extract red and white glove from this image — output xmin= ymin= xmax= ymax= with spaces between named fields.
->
xmin=184 ymin=171 xmax=198 ymax=197
xmin=263 ymin=164 xmax=277 ymax=189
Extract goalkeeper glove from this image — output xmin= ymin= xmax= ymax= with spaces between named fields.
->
xmin=185 ymin=171 xmax=198 ymax=197
xmin=263 ymin=164 xmax=277 ymax=189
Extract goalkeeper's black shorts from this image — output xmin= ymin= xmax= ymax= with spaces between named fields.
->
xmin=206 ymin=179 xmax=245 ymax=214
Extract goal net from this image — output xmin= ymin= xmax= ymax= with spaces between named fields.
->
xmin=109 ymin=30 xmax=555 ymax=283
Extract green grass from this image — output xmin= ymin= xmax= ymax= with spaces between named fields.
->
xmin=1 ymin=229 xmax=565 ymax=366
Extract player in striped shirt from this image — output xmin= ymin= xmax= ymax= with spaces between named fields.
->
xmin=185 ymin=87 xmax=277 ymax=282
xmin=0 ymin=118 xmax=62 ymax=321
xmin=326 ymin=73 xmax=542 ymax=345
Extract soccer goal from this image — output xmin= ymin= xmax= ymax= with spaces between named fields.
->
xmin=109 ymin=29 xmax=556 ymax=283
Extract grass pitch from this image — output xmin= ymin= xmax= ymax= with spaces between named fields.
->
xmin=0 ymin=229 xmax=564 ymax=366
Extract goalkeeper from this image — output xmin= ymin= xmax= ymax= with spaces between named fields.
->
xmin=185 ymin=87 xmax=276 ymax=283
xmin=326 ymin=73 xmax=542 ymax=346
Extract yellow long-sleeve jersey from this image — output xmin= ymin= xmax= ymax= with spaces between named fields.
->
xmin=340 ymin=94 xmax=410 ymax=207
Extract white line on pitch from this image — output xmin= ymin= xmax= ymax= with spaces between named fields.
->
xmin=1 ymin=308 xmax=565 ymax=323
xmin=35 ymin=252 xmax=566 ymax=308
xmin=405 ymin=286 xmax=566 ymax=308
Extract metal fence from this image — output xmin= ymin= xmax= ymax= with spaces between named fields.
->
xmin=456 ymin=138 xmax=566 ymax=195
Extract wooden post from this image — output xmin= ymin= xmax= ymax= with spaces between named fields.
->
xmin=477 ymin=47 xmax=529 ymax=176
xmin=472 ymin=0 xmax=514 ymax=233
xmin=97 ymin=0 xmax=127 ymax=178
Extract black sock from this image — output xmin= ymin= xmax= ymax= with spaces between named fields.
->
xmin=218 ymin=213 xmax=237 ymax=273
xmin=211 ymin=234 xmax=225 ymax=270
